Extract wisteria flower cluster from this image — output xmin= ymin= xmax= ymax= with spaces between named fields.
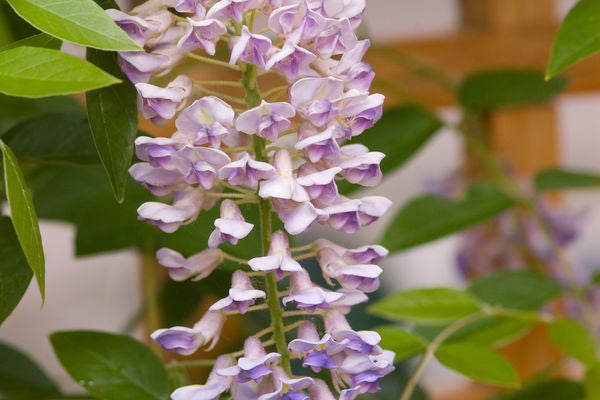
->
xmin=111 ymin=0 xmax=394 ymax=398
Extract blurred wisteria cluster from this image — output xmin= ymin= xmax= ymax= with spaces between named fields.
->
xmin=108 ymin=0 xmax=395 ymax=398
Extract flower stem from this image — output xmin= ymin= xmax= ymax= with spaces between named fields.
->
xmin=142 ymin=248 xmax=162 ymax=358
xmin=221 ymin=251 xmax=249 ymax=265
xmin=167 ymin=359 xmax=216 ymax=369
xmin=186 ymin=52 xmax=241 ymax=71
xmin=400 ymin=311 xmax=487 ymax=400
xmin=242 ymin=63 xmax=292 ymax=374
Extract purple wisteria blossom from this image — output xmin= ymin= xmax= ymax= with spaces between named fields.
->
xmin=176 ymin=96 xmax=235 ymax=148
xmin=136 ymin=75 xmax=192 ymax=125
xmin=208 ymin=199 xmax=254 ymax=247
xmin=217 ymin=337 xmax=281 ymax=382
xmin=152 ymin=311 xmax=226 ymax=355
xmin=171 ymin=355 xmax=234 ymax=400
xmin=283 ymin=269 xmax=343 ymax=313
xmin=248 ymin=230 xmax=302 ymax=278
xmin=210 ymin=270 xmax=266 ymax=313
xmin=218 ymin=152 xmax=276 ymax=186
xmin=115 ymin=0 xmax=395 ymax=397
xmin=229 ymin=26 xmax=272 ymax=69
xmin=235 ymin=100 xmax=296 ymax=141
xmin=156 ymin=247 xmax=223 ymax=281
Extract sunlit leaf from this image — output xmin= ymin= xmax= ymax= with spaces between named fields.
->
xmin=547 ymin=0 xmax=600 ymax=78
xmin=375 ymin=325 xmax=426 ymax=361
xmin=381 ymin=184 xmax=515 ymax=252
xmin=0 ymin=47 xmax=120 ymax=98
xmin=0 ymin=32 xmax=60 ymax=51
xmin=548 ymin=318 xmax=597 ymax=366
xmin=369 ymin=288 xmax=480 ymax=325
xmin=435 ymin=343 xmax=519 ymax=387
xmin=586 ymin=363 xmax=600 ymax=400
xmin=5 ymin=0 xmax=140 ymax=51
xmin=468 ymin=270 xmax=563 ymax=310
xmin=0 ymin=140 xmax=44 ymax=302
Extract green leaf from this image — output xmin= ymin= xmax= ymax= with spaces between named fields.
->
xmin=0 ymin=32 xmax=60 ymax=51
xmin=0 ymin=1 xmax=39 ymax=45
xmin=375 ymin=325 xmax=426 ymax=361
xmin=50 ymin=330 xmax=169 ymax=400
xmin=381 ymin=183 xmax=515 ymax=252
xmin=547 ymin=0 xmax=600 ymax=78
xmin=534 ymin=168 xmax=600 ymax=192
xmin=2 ymin=112 xmax=99 ymax=164
xmin=435 ymin=343 xmax=519 ymax=387
xmin=0 ymin=46 xmax=120 ymax=98
xmin=0 ymin=93 xmax=81 ymax=135
xmin=0 ymin=140 xmax=44 ymax=302
xmin=459 ymin=69 xmax=567 ymax=110
xmin=0 ymin=341 xmax=60 ymax=399
xmin=448 ymin=316 xmax=534 ymax=347
xmin=5 ymin=0 xmax=140 ymax=51
xmin=27 ymin=164 xmax=155 ymax=255
xmin=548 ymin=318 xmax=597 ymax=366
xmin=341 ymin=104 xmax=442 ymax=193
xmin=86 ymin=49 xmax=138 ymax=202
xmin=585 ymin=363 xmax=600 ymax=400
xmin=495 ymin=380 xmax=584 ymax=400
xmin=468 ymin=270 xmax=563 ymax=310
xmin=0 ymin=216 xmax=32 ymax=325
xmin=369 ymin=288 xmax=480 ymax=325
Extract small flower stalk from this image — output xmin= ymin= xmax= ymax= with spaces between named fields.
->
xmin=113 ymin=0 xmax=394 ymax=397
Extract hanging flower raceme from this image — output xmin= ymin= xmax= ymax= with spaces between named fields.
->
xmin=113 ymin=0 xmax=394 ymax=397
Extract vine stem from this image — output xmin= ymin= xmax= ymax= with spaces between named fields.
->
xmin=241 ymin=63 xmax=292 ymax=374
xmin=142 ymin=247 xmax=162 ymax=358
xmin=400 ymin=311 xmax=487 ymax=400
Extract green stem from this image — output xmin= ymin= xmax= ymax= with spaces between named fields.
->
xmin=186 ymin=52 xmax=241 ymax=71
xmin=142 ymin=248 xmax=161 ymax=357
xmin=241 ymin=63 xmax=292 ymax=374
xmin=400 ymin=311 xmax=487 ymax=400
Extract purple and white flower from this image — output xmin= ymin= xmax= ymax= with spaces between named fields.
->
xmin=156 ymin=247 xmax=223 ymax=281
xmin=208 ymin=200 xmax=254 ymax=247
xmin=210 ymin=270 xmax=266 ymax=313
xmin=235 ymin=100 xmax=296 ymax=142
xmin=248 ymin=230 xmax=302 ymax=278
xmin=151 ymin=311 xmax=226 ymax=355
xmin=217 ymin=337 xmax=280 ymax=382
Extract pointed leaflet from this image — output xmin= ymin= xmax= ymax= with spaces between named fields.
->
xmin=5 ymin=0 xmax=139 ymax=51
xmin=374 ymin=325 xmax=426 ymax=361
xmin=86 ymin=49 xmax=138 ymax=202
xmin=435 ymin=343 xmax=519 ymax=387
xmin=0 ymin=46 xmax=120 ymax=98
xmin=50 ymin=331 xmax=169 ymax=400
xmin=381 ymin=183 xmax=515 ymax=252
xmin=0 ymin=32 xmax=61 ymax=51
xmin=535 ymin=168 xmax=600 ymax=192
xmin=0 ymin=216 xmax=32 ymax=325
xmin=369 ymin=288 xmax=480 ymax=325
xmin=548 ymin=318 xmax=598 ymax=366
xmin=547 ymin=0 xmax=600 ymax=78
xmin=0 ymin=341 xmax=60 ymax=399
xmin=459 ymin=69 xmax=566 ymax=111
xmin=586 ymin=363 xmax=600 ymax=400
xmin=468 ymin=270 xmax=563 ymax=310
xmin=0 ymin=140 xmax=44 ymax=302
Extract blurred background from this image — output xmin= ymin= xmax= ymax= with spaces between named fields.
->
xmin=2 ymin=0 xmax=600 ymax=399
